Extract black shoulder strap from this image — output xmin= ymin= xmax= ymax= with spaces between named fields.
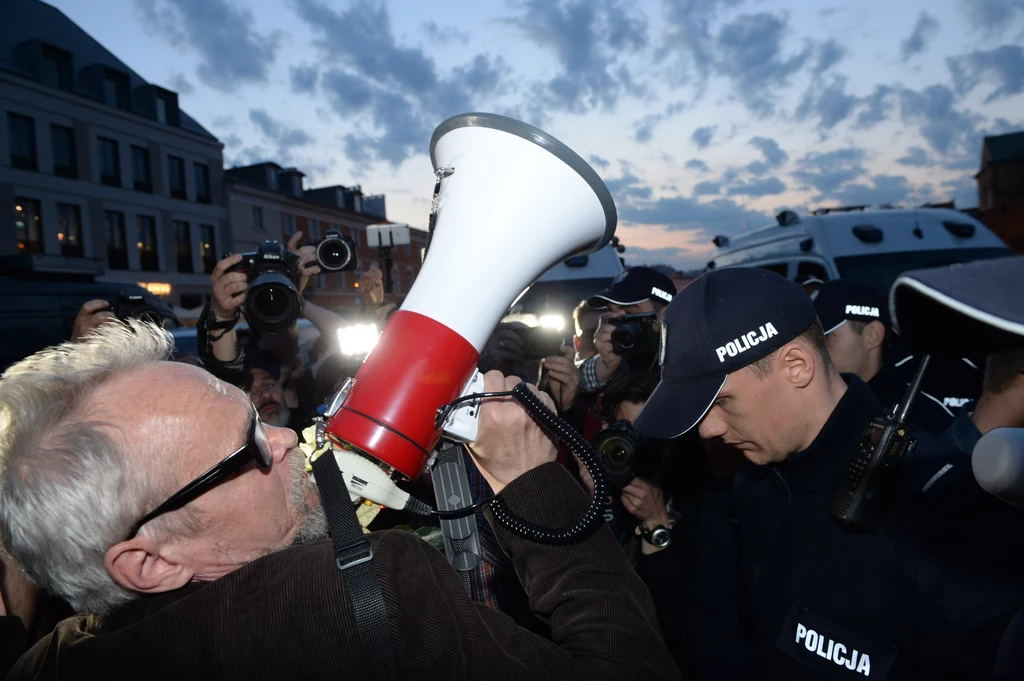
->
xmin=430 ymin=441 xmax=481 ymax=595
xmin=311 ymin=453 xmax=401 ymax=681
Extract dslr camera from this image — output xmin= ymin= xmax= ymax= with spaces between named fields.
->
xmin=609 ymin=312 xmax=661 ymax=361
xmin=590 ymin=420 xmax=659 ymax=488
xmin=226 ymin=240 xmax=303 ymax=335
xmin=112 ymin=294 xmax=163 ymax=326
xmin=315 ymin=230 xmax=359 ymax=272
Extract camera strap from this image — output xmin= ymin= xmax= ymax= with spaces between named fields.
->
xmin=310 ymin=452 xmax=401 ymax=681
xmin=430 ymin=441 xmax=481 ymax=595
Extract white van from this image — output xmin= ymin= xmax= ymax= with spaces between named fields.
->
xmin=707 ymin=207 xmax=1011 ymax=293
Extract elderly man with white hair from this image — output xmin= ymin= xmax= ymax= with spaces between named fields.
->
xmin=0 ymin=322 xmax=679 ymax=681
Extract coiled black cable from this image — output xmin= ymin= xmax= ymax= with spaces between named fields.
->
xmin=484 ymin=382 xmax=609 ymax=544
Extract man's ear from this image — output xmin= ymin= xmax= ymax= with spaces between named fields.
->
xmin=105 ymin=537 xmax=193 ymax=595
xmin=863 ymin=321 xmax=886 ymax=352
xmin=779 ymin=342 xmax=815 ymax=389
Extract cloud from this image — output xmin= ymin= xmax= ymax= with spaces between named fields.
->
xmin=621 ymin=245 xmax=706 ymax=272
xmin=248 ymin=109 xmax=314 ymax=158
xmin=694 ymin=181 xmax=721 ymax=195
xmin=658 ymin=0 xmax=746 ymax=85
xmin=134 ymin=0 xmax=279 ymax=92
xmin=691 ymin=125 xmax=716 ymax=149
xmin=896 ymin=146 xmax=932 ymax=167
xmin=813 ymin=38 xmax=847 ymax=75
xmin=167 ymin=73 xmax=194 ymax=95
xmin=633 ymin=101 xmax=686 ymax=143
xmin=790 ymin=148 xmax=867 ymax=194
xmin=422 ymin=20 xmax=470 ymax=44
xmin=503 ymin=0 xmax=649 ymax=113
xmin=796 ymin=76 xmax=857 ymax=130
xmin=958 ymin=0 xmax=1024 ymax=37
xmin=948 ymin=45 xmax=1024 ymax=104
xmin=900 ymin=11 xmax=939 ymax=61
xmin=589 ymin=155 xmax=610 ymax=169
xmin=746 ymin=137 xmax=789 ymax=175
xmin=726 ymin=177 xmax=787 ymax=196
xmin=620 ymin=195 xmax=770 ymax=236
xmin=855 ymin=84 xmax=896 ymax=129
xmin=685 ymin=159 xmax=710 ymax=173
xmin=222 ymin=134 xmax=242 ymax=148
xmin=896 ymin=84 xmax=984 ymax=159
xmin=605 ymin=169 xmax=653 ymax=202
xmin=830 ymin=174 xmax=913 ymax=206
xmin=290 ymin=64 xmax=320 ymax=94
xmin=295 ymin=0 xmax=510 ymax=167
xmin=715 ymin=13 xmax=813 ymax=118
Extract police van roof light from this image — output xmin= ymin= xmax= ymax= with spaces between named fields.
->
xmin=942 ymin=221 xmax=976 ymax=239
xmin=852 ymin=225 xmax=883 ymax=243
xmin=713 ymin=235 xmax=730 ymax=247
xmin=799 ymin=238 xmax=814 ymax=253
xmin=776 ymin=210 xmax=800 ymax=227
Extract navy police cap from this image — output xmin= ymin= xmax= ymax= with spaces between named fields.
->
xmin=633 ymin=267 xmax=817 ymax=439
xmin=814 ymin=279 xmax=890 ymax=335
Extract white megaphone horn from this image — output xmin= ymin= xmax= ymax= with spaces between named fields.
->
xmin=324 ymin=113 xmax=616 ymax=481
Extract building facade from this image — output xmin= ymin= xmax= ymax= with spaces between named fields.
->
xmin=0 ymin=0 xmax=228 ymax=310
xmin=225 ymin=162 xmax=426 ymax=312
xmin=976 ymin=131 xmax=1024 ymax=253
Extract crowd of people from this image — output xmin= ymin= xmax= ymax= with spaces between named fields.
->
xmin=0 ymin=231 xmax=1022 ymax=680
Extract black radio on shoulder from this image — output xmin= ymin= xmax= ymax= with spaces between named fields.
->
xmin=830 ymin=356 xmax=931 ymax=532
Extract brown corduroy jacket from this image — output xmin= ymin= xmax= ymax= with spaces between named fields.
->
xmin=8 ymin=463 xmax=681 ymax=680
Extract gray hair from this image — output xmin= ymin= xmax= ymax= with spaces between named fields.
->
xmin=0 ymin=321 xmax=175 ymax=614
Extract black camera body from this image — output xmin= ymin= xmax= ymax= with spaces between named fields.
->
xmin=112 ymin=295 xmax=163 ymax=325
xmin=609 ymin=312 xmax=660 ymax=360
xmin=226 ymin=241 xmax=302 ymax=335
xmin=590 ymin=420 xmax=659 ymax=489
xmin=515 ymin=325 xmax=566 ymax=361
xmin=315 ymin=230 xmax=359 ymax=272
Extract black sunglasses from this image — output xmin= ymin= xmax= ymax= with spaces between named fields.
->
xmin=125 ymin=403 xmax=273 ymax=541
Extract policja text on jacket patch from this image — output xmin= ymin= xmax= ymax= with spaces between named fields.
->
xmin=775 ymin=605 xmax=898 ymax=679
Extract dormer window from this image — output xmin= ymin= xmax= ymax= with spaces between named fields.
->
xmin=102 ymin=70 xmax=130 ymax=111
xmin=40 ymin=44 xmax=73 ymax=92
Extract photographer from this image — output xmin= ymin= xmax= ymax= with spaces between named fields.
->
xmin=0 ymin=322 xmax=680 ymax=680
xmin=633 ymin=267 xmax=1024 ymax=681
xmin=813 ymin=279 xmax=953 ymax=434
xmin=579 ymin=267 xmax=676 ymax=394
xmin=69 ymin=299 xmax=118 ymax=343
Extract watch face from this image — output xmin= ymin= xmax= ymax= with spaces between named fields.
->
xmin=651 ymin=527 xmax=671 ymax=547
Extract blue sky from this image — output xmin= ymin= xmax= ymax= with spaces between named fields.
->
xmin=48 ymin=0 xmax=1024 ymax=270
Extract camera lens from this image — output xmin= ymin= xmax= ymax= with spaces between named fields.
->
xmin=253 ymin=285 xmax=291 ymax=322
xmin=611 ymin=325 xmax=638 ymax=350
xmin=317 ymin=238 xmax=351 ymax=271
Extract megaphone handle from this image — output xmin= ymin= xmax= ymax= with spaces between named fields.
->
xmin=486 ymin=382 xmax=610 ymax=545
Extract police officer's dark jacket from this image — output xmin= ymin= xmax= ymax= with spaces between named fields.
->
xmin=688 ymin=376 xmax=1024 ymax=681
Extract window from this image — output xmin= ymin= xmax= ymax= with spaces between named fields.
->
xmin=194 ymin=162 xmax=211 ymax=203
xmin=200 ymin=224 xmax=217 ymax=274
xmin=99 ymin=137 xmax=120 ymax=186
xmin=796 ymin=261 xmax=829 ymax=283
xmin=174 ymin=221 xmax=193 ymax=273
xmin=106 ymin=211 xmax=128 ymax=269
xmin=156 ymin=96 xmax=168 ymax=124
xmin=284 ymin=214 xmax=295 ymax=236
xmin=253 ymin=206 xmax=265 ymax=230
xmin=102 ymin=71 xmax=129 ymax=110
xmin=40 ymin=45 xmax=73 ymax=91
xmin=137 ymin=215 xmax=159 ymax=272
xmin=308 ymin=218 xmax=319 ymax=239
xmin=51 ymin=124 xmax=77 ymax=178
xmin=14 ymin=198 xmax=43 ymax=254
xmin=56 ymin=203 xmax=83 ymax=257
xmin=316 ymin=273 xmax=325 ymax=290
xmin=834 ymin=248 xmax=1011 ymax=296
xmin=131 ymin=145 xmax=152 ymax=192
xmin=8 ymin=113 xmax=37 ymax=171
xmin=168 ymin=156 xmax=186 ymax=199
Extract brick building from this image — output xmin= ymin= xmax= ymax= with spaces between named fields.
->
xmin=976 ymin=131 xmax=1024 ymax=252
xmin=225 ymin=162 xmax=427 ymax=312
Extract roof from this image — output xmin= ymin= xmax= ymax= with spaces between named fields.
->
xmin=0 ymin=0 xmax=216 ymax=140
xmin=984 ymin=131 xmax=1024 ymax=164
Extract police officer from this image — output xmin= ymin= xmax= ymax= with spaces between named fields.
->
xmin=813 ymin=278 xmax=953 ymax=434
xmin=632 ymin=267 xmax=1024 ymax=681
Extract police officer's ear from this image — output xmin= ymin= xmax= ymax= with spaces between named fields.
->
xmin=778 ymin=340 xmax=816 ymax=390
xmin=862 ymin=320 xmax=885 ymax=352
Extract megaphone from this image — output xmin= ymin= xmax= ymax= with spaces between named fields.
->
xmin=324 ymin=113 xmax=616 ymax=481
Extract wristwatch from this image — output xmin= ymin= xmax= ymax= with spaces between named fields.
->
xmin=640 ymin=524 xmax=672 ymax=549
